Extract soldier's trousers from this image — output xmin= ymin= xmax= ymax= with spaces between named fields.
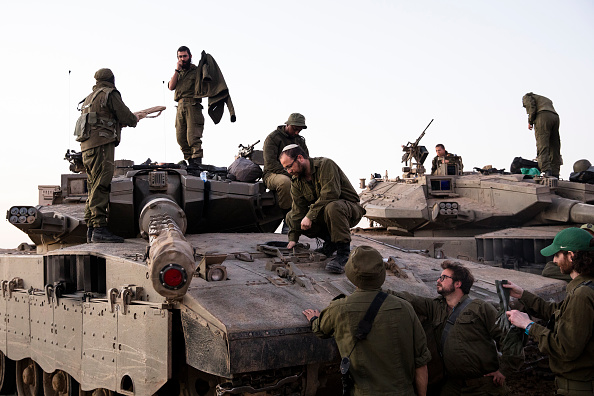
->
xmin=534 ymin=111 xmax=561 ymax=176
xmin=83 ymin=143 xmax=115 ymax=228
xmin=264 ymin=173 xmax=292 ymax=210
xmin=176 ymin=101 xmax=205 ymax=160
xmin=440 ymin=376 xmax=510 ymax=395
xmin=286 ymin=200 xmax=365 ymax=244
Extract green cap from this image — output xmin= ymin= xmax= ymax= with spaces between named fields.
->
xmin=540 ymin=227 xmax=594 ymax=257
xmin=94 ymin=68 xmax=114 ymax=81
xmin=285 ymin=113 xmax=307 ymax=129
xmin=345 ymin=246 xmax=386 ymax=289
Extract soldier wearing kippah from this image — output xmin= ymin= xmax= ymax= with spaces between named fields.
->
xmin=280 ymin=145 xmax=364 ymax=273
xmin=262 ymin=113 xmax=310 ymax=233
xmin=76 ymin=68 xmax=138 ymax=243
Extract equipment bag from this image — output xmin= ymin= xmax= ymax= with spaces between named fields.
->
xmin=228 ymin=157 xmax=262 ymax=182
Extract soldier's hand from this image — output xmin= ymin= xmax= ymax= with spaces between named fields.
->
xmin=301 ymin=217 xmax=312 ymax=230
xmin=484 ymin=370 xmax=505 ymax=386
xmin=528 ymin=123 xmax=533 ymax=130
xmin=287 ymin=241 xmax=297 ymax=249
xmin=302 ymin=309 xmax=320 ymax=321
xmin=506 ymin=310 xmax=532 ymax=329
xmin=176 ymin=59 xmax=183 ymax=70
xmin=502 ymin=281 xmax=524 ymax=299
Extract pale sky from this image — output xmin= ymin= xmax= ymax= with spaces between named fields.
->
xmin=1 ymin=0 xmax=593 ymax=248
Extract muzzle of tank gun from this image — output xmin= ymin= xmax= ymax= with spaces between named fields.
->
xmin=539 ymin=196 xmax=594 ymax=224
xmin=142 ymin=198 xmax=195 ymax=300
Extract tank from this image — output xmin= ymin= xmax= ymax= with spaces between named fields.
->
xmin=0 ymin=145 xmax=567 ymax=396
xmin=358 ymin=125 xmax=594 ymax=273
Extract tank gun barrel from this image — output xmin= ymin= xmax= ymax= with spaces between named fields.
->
xmin=143 ymin=197 xmax=195 ymax=300
xmin=538 ymin=195 xmax=594 ymax=224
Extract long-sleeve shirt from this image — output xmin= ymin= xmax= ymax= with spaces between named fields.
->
xmin=522 ymin=93 xmax=558 ymax=124
xmin=521 ymin=274 xmax=594 ymax=381
xmin=393 ymin=292 xmax=520 ymax=378
xmin=312 ymin=289 xmax=431 ymax=396
xmin=288 ymin=157 xmax=361 ymax=242
xmin=262 ymin=126 xmax=309 ymax=181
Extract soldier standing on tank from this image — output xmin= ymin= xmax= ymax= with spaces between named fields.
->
xmin=78 ymin=68 xmax=138 ymax=243
xmin=280 ymin=145 xmax=365 ymax=273
xmin=391 ymin=261 xmax=520 ymax=395
xmin=303 ymin=246 xmax=431 ymax=395
xmin=522 ymin=92 xmax=562 ymax=178
xmin=262 ymin=113 xmax=309 ymax=233
xmin=506 ymin=227 xmax=594 ymax=396
xmin=168 ymin=46 xmax=203 ymax=166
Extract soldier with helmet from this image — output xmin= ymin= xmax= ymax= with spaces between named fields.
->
xmin=262 ymin=113 xmax=310 ymax=232
xmin=75 ymin=68 xmax=138 ymax=243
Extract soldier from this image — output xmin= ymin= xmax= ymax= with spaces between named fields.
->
xmin=522 ymin=92 xmax=561 ymax=178
xmin=168 ymin=46 xmax=203 ymax=166
xmin=76 ymin=68 xmax=138 ymax=243
xmin=280 ymin=145 xmax=365 ymax=273
xmin=391 ymin=261 xmax=519 ymax=395
xmin=542 ymin=223 xmax=594 ymax=282
xmin=431 ymin=144 xmax=460 ymax=175
xmin=506 ymin=227 xmax=594 ymax=396
xmin=262 ymin=113 xmax=309 ymax=232
xmin=303 ymin=246 xmax=431 ymax=396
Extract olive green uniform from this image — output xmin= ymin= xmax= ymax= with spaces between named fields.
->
xmin=79 ymin=81 xmax=137 ymax=228
xmin=394 ymin=292 xmax=518 ymax=395
xmin=287 ymin=157 xmax=365 ymax=244
xmin=262 ymin=126 xmax=309 ymax=210
xmin=311 ymin=289 xmax=431 ymax=395
xmin=522 ymin=93 xmax=561 ymax=177
xmin=541 ymin=261 xmax=572 ymax=283
xmin=521 ymin=275 xmax=594 ymax=395
xmin=431 ymin=151 xmax=462 ymax=175
xmin=174 ymin=64 xmax=205 ymax=160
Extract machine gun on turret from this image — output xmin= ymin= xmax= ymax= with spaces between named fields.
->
xmin=401 ymin=119 xmax=433 ymax=178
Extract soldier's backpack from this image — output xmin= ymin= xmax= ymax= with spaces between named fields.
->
xmin=510 ymin=157 xmax=539 ymax=174
xmin=228 ymin=157 xmax=262 ymax=183
xmin=569 ymin=171 xmax=594 ymax=184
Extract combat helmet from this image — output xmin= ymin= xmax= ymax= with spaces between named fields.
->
xmin=573 ymin=159 xmax=592 ymax=173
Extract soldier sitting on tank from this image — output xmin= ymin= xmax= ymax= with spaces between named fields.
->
xmin=262 ymin=113 xmax=310 ymax=233
xmin=75 ymin=68 xmax=139 ymax=243
xmin=431 ymin=144 xmax=463 ymax=175
xmin=280 ymin=144 xmax=365 ymax=274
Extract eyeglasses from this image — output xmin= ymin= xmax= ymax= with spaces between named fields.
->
xmin=438 ymin=274 xmax=453 ymax=282
xmin=284 ymin=158 xmax=297 ymax=171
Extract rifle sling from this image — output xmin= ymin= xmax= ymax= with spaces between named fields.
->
xmin=439 ymin=297 xmax=472 ymax=356
xmin=347 ymin=291 xmax=388 ymax=358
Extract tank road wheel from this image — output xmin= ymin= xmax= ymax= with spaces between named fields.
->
xmin=16 ymin=358 xmax=42 ymax=396
xmin=43 ymin=370 xmax=80 ymax=396
xmin=79 ymin=389 xmax=115 ymax=396
xmin=0 ymin=350 xmax=16 ymax=394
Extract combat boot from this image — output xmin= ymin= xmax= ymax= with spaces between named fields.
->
xmin=86 ymin=226 xmax=93 ymax=243
xmin=188 ymin=157 xmax=202 ymax=167
xmin=91 ymin=227 xmax=124 ymax=243
xmin=325 ymin=242 xmax=350 ymax=274
xmin=314 ymin=239 xmax=337 ymax=257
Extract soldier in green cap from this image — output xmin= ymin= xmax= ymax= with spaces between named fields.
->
xmin=303 ymin=246 xmax=431 ymax=395
xmin=280 ymin=145 xmax=365 ymax=273
xmin=522 ymin=92 xmax=562 ymax=178
xmin=506 ymin=227 xmax=594 ymax=395
xmin=262 ymin=113 xmax=310 ymax=232
xmin=541 ymin=224 xmax=594 ymax=283
xmin=391 ymin=261 xmax=520 ymax=395
xmin=75 ymin=68 xmax=138 ymax=243
xmin=168 ymin=45 xmax=203 ymax=166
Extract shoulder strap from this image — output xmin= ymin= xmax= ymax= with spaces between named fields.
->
xmin=355 ymin=291 xmax=388 ymax=341
xmin=576 ymin=280 xmax=594 ymax=291
xmin=440 ymin=297 xmax=472 ymax=354
xmin=346 ymin=291 xmax=388 ymax=358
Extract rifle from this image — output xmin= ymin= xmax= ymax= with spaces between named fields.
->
xmin=134 ymin=106 xmax=166 ymax=120
xmin=237 ymin=140 xmax=260 ymax=159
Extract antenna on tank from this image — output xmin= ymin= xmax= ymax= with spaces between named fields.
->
xmin=68 ymin=70 xmax=72 ymax=150
xmin=163 ymin=80 xmax=167 ymax=162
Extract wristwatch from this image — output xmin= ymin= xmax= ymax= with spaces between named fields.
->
xmin=525 ymin=321 xmax=535 ymax=335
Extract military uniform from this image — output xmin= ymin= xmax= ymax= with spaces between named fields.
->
xmin=312 ymin=289 xmax=430 ymax=395
xmin=431 ymin=151 xmax=463 ymax=175
xmin=287 ymin=157 xmax=364 ymax=244
xmin=522 ymin=93 xmax=561 ymax=177
xmin=395 ymin=292 xmax=517 ymax=395
xmin=262 ymin=125 xmax=309 ymax=210
xmin=174 ymin=64 xmax=204 ymax=161
xmin=78 ymin=71 xmax=137 ymax=229
xmin=521 ymin=275 xmax=594 ymax=395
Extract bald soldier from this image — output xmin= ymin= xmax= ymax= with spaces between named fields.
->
xmin=75 ymin=68 xmax=138 ymax=243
